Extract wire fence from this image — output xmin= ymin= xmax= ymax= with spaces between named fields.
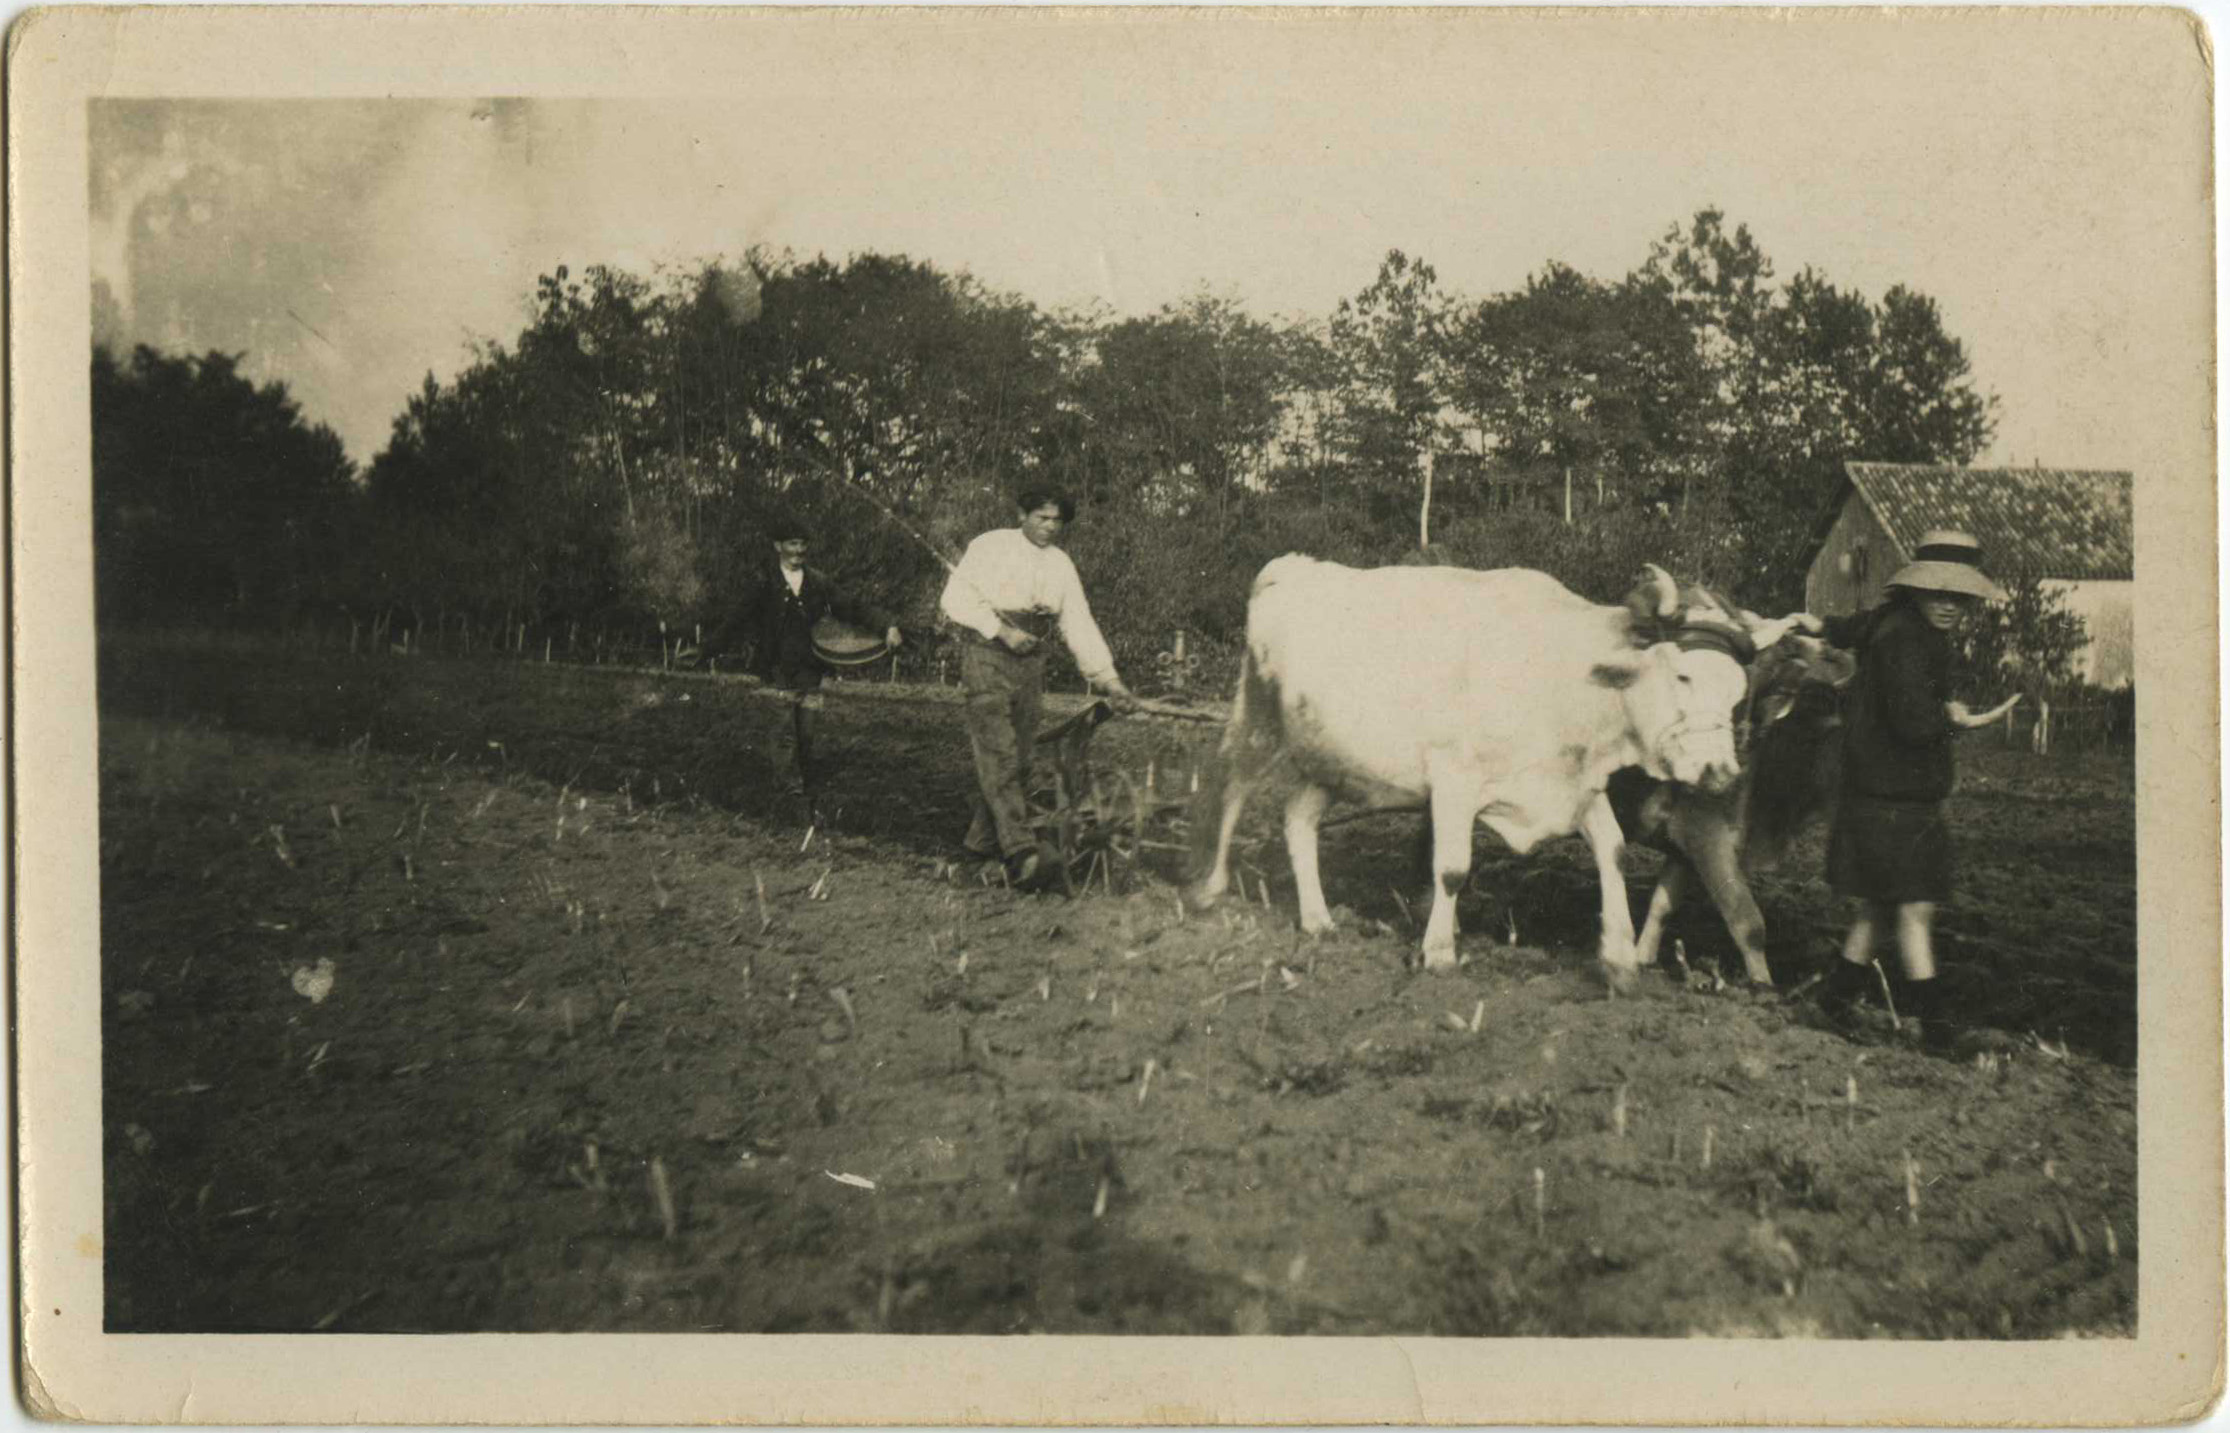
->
xmin=1992 ymin=695 xmax=2135 ymax=756
xmin=116 ymin=611 xmax=1247 ymax=703
xmin=106 ymin=618 xmax=2133 ymax=759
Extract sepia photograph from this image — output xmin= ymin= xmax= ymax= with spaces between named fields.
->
xmin=11 ymin=5 xmax=2220 ymax=1424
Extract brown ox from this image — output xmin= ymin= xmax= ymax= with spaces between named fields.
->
xmin=1608 ymin=634 xmax=1857 ymax=985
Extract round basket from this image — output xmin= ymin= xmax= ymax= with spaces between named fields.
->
xmin=810 ymin=616 xmax=890 ymax=668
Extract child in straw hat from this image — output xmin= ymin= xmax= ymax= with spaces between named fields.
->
xmin=1797 ymin=530 xmax=2021 ymax=1052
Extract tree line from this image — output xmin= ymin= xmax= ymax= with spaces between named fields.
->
xmin=93 ymin=207 xmax=2001 ymax=684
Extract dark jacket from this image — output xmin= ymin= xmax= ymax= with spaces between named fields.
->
xmin=724 ymin=566 xmax=892 ymax=680
xmin=1822 ymin=597 xmax=1957 ymax=802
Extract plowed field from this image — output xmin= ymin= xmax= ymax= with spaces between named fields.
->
xmin=99 ymin=641 xmax=2138 ymax=1336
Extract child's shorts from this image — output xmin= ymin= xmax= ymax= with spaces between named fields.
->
xmin=1827 ymin=796 xmax=1953 ymax=904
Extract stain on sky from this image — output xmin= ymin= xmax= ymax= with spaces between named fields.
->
xmin=90 ymin=100 xmax=569 ymax=464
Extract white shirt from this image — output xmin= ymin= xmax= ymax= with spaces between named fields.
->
xmin=781 ymin=566 xmax=805 ymax=597
xmin=939 ymin=527 xmax=1120 ymax=687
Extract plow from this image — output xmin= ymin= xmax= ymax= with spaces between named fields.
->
xmin=1021 ymin=696 xmax=1225 ymax=898
xmin=548 ymin=653 xmax=1290 ymax=900
xmin=706 ymin=671 xmax=1418 ymax=903
xmin=692 ymin=667 xmax=1234 ymax=897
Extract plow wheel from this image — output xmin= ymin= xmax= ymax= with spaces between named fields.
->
xmin=1025 ymin=700 xmax=1207 ymax=897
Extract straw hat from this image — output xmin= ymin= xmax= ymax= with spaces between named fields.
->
xmin=810 ymin=615 xmax=890 ymax=667
xmin=1885 ymin=529 xmax=2004 ymax=602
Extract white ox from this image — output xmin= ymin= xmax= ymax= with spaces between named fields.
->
xmin=1186 ymin=556 xmax=1790 ymax=987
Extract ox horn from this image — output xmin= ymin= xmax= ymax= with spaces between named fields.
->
xmin=1738 ymin=610 xmax=1802 ymax=651
xmin=1639 ymin=564 xmax=1682 ymax=621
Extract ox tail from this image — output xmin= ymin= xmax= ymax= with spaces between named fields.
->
xmin=1185 ymin=646 xmax=1280 ymax=894
xmin=1184 ymin=768 xmax=1230 ymax=894
xmin=1184 ymin=650 xmax=1249 ymax=887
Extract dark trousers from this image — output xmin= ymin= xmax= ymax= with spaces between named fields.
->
xmin=769 ymin=663 xmax=824 ymax=792
xmin=961 ymin=643 xmax=1045 ymax=857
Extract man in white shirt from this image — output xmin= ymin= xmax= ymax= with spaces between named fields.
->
xmin=940 ymin=485 xmax=1136 ymax=885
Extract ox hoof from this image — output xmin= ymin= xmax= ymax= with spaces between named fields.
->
xmin=1298 ymin=911 xmax=1336 ymax=938
xmin=1181 ymin=882 xmax=1224 ymax=914
xmin=1420 ymin=945 xmax=1460 ymax=974
xmin=1599 ymin=960 xmax=1641 ymax=996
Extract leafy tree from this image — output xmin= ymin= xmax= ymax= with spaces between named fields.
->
xmin=1958 ymin=574 xmax=2091 ymax=701
xmin=1325 ymin=251 xmax=1453 ymax=535
xmin=1073 ymin=293 xmax=1291 ymax=519
xmin=729 ymin=254 xmax=1067 ymax=499
xmin=615 ymin=496 xmax=705 ymax=627
xmin=92 ymin=344 xmax=356 ymax=623
xmin=1636 ymin=209 xmax=1997 ymax=609
xmin=1445 ymin=262 xmax=1709 ymax=520
xmin=1859 ymin=286 xmax=1995 ymax=464
xmin=260 ymin=217 xmax=2003 ymax=668
xmin=1708 ymin=269 xmax=1879 ymax=605
xmin=1639 ymin=206 xmax=1777 ymax=424
xmin=362 ymin=354 xmax=603 ymax=635
xmin=351 ymin=251 xmax=1081 ymax=646
xmin=1426 ymin=498 xmax=1747 ymax=607
xmin=694 ymin=252 xmax=1069 ymax=619
xmin=1259 ymin=317 xmax=1349 ymax=521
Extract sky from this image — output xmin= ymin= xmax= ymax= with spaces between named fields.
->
xmin=86 ymin=12 xmax=2212 ymax=483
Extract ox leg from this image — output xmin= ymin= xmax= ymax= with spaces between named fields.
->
xmin=1419 ymin=786 xmax=1478 ymax=972
xmin=1283 ymin=784 xmax=1335 ymax=934
xmin=1690 ymin=838 xmax=1774 ymax=987
xmin=1580 ymin=794 xmax=1641 ymax=992
xmin=1634 ymin=858 xmax=1691 ymax=972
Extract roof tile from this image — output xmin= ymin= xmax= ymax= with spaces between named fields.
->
xmin=1844 ymin=463 xmax=2133 ymax=581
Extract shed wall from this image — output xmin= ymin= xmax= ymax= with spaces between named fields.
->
xmin=1804 ymin=495 xmax=1897 ymax=614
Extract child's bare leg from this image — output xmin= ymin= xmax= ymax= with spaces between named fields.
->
xmin=1841 ymin=903 xmax=1887 ymax=966
xmin=1893 ymin=901 xmax=1938 ymax=982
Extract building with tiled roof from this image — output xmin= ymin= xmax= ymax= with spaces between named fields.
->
xmin=1804 ymin=462 xmax=2133 ymax=687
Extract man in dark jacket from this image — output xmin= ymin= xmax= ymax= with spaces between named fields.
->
xmin=720 ymin=519 xmax=902 ymax=798
xmin=1799 ymin=529 xmax=2019 ymax=1049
